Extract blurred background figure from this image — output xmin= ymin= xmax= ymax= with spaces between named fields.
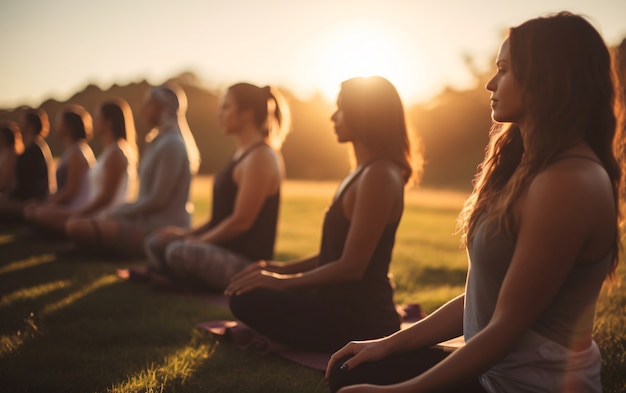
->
xmin=25 ymin=105 xmax=95 ymax=230
xmin=26 ymin=98 xmax=138 ymax=235
xmin=0 ymin=121 xmax=23 ymax=195
xmin=66 ymin=84 xmax=199 ymax=258
xmin=0 ymin=108 xmax=53 ymax=222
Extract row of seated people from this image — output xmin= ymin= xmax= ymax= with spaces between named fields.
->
xmin=1 ymin=13 xmax=623 ymax=390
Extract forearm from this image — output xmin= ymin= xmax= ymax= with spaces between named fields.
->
xmin=196 ymin=215 xmax=252 ymax=244
xmin=47 ymin=189 xmax=72 ymax=205
xmin=279 ymin=258 xmax=365 ymax=290
xmin=77 ymin=193 xmax=114 ymax=215
xmin=392 ymin=323 xmax=510 ymax=392
xmin=268 ymin=255 xmax=319 ymax=274
xmin=113 ymin=192 xmax=163 ymax=217
xmin=386 ymin=295 xmax=465 ymax=354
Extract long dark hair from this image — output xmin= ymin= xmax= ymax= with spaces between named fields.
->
xmin=23 ymin=108 xmax=49 ymax=138
xmin=339 ymin=76 xmax=420 ymax=185
xmin=99 ymin=98 xmax=137 ymax=150
xmin=61 ymin=105 xmax=92 ymax=141
xmin=459 ymin=12 xmax=623 ymax=275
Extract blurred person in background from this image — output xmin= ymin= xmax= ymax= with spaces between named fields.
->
xmin=25 ymin=104 xmax=95 ymax=229
xmin=0 ymin=108 xmax=53 ymax=222
xmin=66 ymin=84 xmax=199 ymax=258
xmin=28 ymin=98 xmax=138 ymax=235
xmin=0 ymin=121 xmax=24 ymax=195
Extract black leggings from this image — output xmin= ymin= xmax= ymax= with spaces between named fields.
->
xmin=229 ymin=288 xmax=398 ymax=353
xmin=327 ymin=347 xmax=488 ymax=393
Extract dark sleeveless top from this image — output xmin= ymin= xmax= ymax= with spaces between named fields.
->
xmin=317 ymin=161 xmax=401 ymax=334
xmin=10 ymin=139 xmax=50 ymax=201
xmin=207 ymin=142 xmax=280 ymax=261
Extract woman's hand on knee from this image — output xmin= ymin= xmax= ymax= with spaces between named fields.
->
xmin=326 ymin=339 xmax=390 ymax=382
xmin=154 ymin=226 xmax=187 ymax=241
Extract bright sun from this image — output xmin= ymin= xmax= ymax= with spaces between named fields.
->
xmin=300 ymin=20 xmax=437 ymax=104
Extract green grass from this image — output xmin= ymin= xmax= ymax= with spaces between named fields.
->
xmin=1 ymin=177 xmax=624 ymax=392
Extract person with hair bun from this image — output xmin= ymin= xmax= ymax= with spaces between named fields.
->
xmin=226 ymin=76 xmax=420 ymax=353
xmin=326 ymin=12 xmax=623 ymax=393
xmin=24 ymin=104 xmax=95 ymax=223
xmin=26 ymin=98 xmax=138 ymax=234
xmin=67 ymin=84 xmax=199 ymax=257
xmin=136 ymin=82 xmax=290 ymax=291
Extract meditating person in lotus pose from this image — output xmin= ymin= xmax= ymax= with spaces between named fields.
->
xmin=139 ymin=82 xmax=290 ymax=291
xmin=66 ymin=84 xmax=199 ymax=257
xmin=28 ymin=98 xmax=137 ymax=234
xmin=0 ymin=108 xmax=53 ymax=222
xmin=24 ymin=105 xmax=96 ymax=228
xmin=226 ymin=76 xmax=422 ymax=353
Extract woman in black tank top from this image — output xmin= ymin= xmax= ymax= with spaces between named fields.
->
xmin=139 ymin=83 xmax=291 ymax=292
xmin=227 ymin=76 xmax=421 ymax=353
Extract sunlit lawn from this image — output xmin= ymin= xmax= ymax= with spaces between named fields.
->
xmin=0 ymin=177 xmax=624 ymax=392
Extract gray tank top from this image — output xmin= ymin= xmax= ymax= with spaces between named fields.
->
xmin=464 ymin=218 xmax=610 ymax=392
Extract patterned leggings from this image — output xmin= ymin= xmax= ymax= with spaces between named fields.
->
xmin=144 ymin=235 xmax=252 ymax=291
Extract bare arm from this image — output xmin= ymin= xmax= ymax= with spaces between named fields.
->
xmin=76 ymin=148 xmax=127 ymax=215
xmin=234 ymin=255 xmax=321 ymax=279
xmin=195 ymin=147 xmax=280 ymax=244
xmin=326 ymin=294 xmax=465 ymax=380
xmin=47 ymin=148 xmax=89 ymax=205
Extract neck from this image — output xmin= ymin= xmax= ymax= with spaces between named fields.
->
xmin=233 ymin=125 xmax=265 ymax=152
xmin=352 ymin=141 xmax=378 ymax=169
xmin=64 ymin=137 xmax=78 ymax=148
xmin=100 ymin=131 xmax=115 ymax=147
xmin=23 ymin=133 xmax=36 ymax=147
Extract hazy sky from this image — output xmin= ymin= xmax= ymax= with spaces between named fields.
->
xmin=1 ymin=0 xmax=625 ymax=108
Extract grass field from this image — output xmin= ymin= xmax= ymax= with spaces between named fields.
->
xmin=1 ymin=177 xmax=624 ymax=392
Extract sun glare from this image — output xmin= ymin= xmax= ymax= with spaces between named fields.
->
xmin=302 ymin=20 xmax=437 ymax=104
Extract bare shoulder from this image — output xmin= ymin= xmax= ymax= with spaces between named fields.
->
xmin=526 ymin=158 xmax=614 ymax=226
xmin=67 ymin=144 xmax=89 ymax=166
xmin=107 ymin=146 xmax=129 ymax=167
xmin=362 ymin=160 xmax=404 ymax=183
xmin=531 ymin=159 xmax=612 ymax=202
xmin=242 ymin=145 xmax=280 ymax=169
xmin=358 ymin=160 xmax=405 ymax=193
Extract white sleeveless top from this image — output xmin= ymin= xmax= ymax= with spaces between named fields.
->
xmin=59 ymin=142 xmax=95 ymax=209
xmin=89 ymin=142 xmax=137 ymax=218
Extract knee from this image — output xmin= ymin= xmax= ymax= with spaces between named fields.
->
xmin=144 ymin=232 xmax=162 ymax=255
xmin=229 ymin=291 xmax=258 ymax=318
xmin=163 ymin=240 xmax=186 ymax=264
